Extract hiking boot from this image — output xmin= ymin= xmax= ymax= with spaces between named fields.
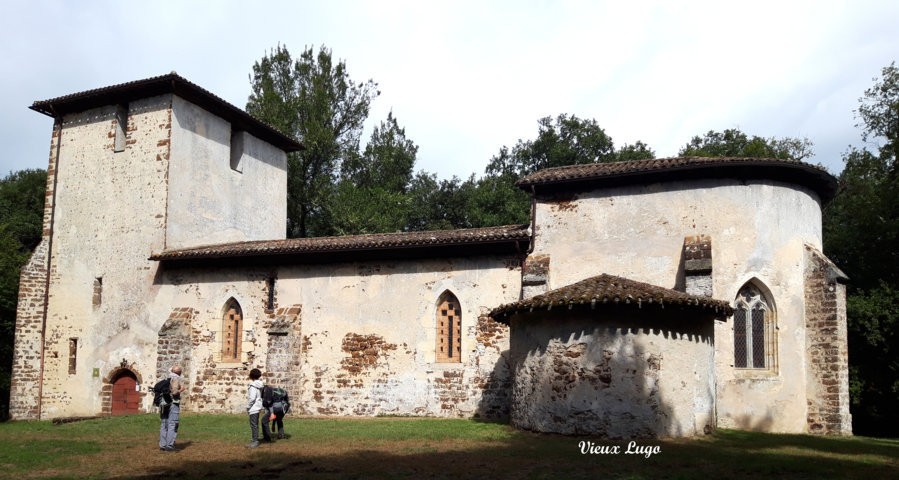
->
xmin=246 ymin=441 xmax=260 ymax=448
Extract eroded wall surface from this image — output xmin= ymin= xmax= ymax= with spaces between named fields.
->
xmin=508 ymin=311 xmax=716 ymax=438
xmin=152 ymin=256 xmax=520 ymax=418
xmin=531 ymin=179 xmax=824 ymax=433
xmin=35 ymin=97 xmax=173 ymax=418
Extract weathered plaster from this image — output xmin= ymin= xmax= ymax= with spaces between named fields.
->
xmin=152 ymin=256 xmax=520 ymax=417
xmin=531 ymin=180 xmax=823 ymax=433
xmin=508 ymin=310 xmax=716 ymax=438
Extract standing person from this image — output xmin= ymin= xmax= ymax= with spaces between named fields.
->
xmin=246 ymin=368 xmax=272 ymax=448
xmin=270 ymin=387 xmax=290 ymax=439
xmin=158 ymin=365 xmax=186 ymax=452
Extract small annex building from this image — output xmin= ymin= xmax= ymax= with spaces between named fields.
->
xmin=11 ymin=74 xmax=851 ymax=437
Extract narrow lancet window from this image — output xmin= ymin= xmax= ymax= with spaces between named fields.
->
xmin=222 ymin=299 xmax=243 ymax=361
xmin=436 ymin=291 xmax=462 ymax=363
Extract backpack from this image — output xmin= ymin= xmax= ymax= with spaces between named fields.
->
xmin=271 ymin=387 xmax=290 ymax=415
xmin=261 ymin=385 xmax=274 ymax=408
xmin=152 ymin=378 xmax=172 ymax=407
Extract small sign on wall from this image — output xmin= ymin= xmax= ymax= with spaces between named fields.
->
xmin=92 ymin=368 xmax=99 ymax=378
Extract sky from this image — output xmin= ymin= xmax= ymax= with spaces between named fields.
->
xmin=1 ymin=0 xmax=897 ymax=179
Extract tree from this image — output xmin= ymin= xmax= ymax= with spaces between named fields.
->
xmin=823 ymin=62 xmax=899 ymax=434
xmin=247 ymin=45 xmax=379 ymax=237
xmin=342 ymin=112 xmax=417 ymax=192
xmin=485 ymin=114 xmax=618 ymax=178
xmin=405 ymin=173 xmax=473 ymax=231
xmin=477 ymin=114 xmax=654 ymax=227
xmin=330 ymin=112 xmax=419 ymax=235
xmin=856 ymin=61 xmax=899 ymax=163
xmin=678 ymin=128 xmax=813 ymax=160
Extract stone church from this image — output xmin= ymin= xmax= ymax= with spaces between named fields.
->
xmin=10 ymin=73 xmax=851 ymax=437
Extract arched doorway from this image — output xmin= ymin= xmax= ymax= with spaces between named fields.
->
xmin=110 ymin=371 xmax=140 ymax=415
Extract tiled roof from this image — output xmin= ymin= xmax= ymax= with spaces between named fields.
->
xmin=490 ymin=273 xmax=733 ymax=322
xmin=30 ymin=73 xmax=303 ymax=152
xmin=150 ymin=224 xmax=531 ymax=262
xmin=516 ymin=156 xmax=838 ymax=202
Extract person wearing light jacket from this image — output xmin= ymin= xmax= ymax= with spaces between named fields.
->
xmin=245 ymin=368 xmax=272 ymax=448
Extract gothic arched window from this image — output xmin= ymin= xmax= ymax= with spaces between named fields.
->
xmin=436 ymin=291 xmax=462 ymax=363
xmin=222 ymin=298 xmax=243 ymax=361
xmin=733 ymin=284 xmax=776 ymax=370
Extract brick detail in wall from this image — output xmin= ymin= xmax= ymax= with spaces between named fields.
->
xmin=263 ymin=305 xmax=302 ymax=409
xmin=684 ymin=234 xmax=713 ymax=298
xmin=304 ymin=314 xmax=511 ymax=419
xmin=804 ymin=245 xmax=852 ymax=435
xmin=156 ymin=308 xmax=197 ymax=409
xmin=10 ymin=124 xmax=60 ymax=420
xmin=522 ymin=254 xmax=550 ymax=299
xmin=9 ymin=239 xmax=50 ymax=420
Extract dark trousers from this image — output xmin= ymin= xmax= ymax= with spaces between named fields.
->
xmin=249 ymin=409 xmax=272 ymax=441
xmin=271 ymin=411 xmax=285 ymax=433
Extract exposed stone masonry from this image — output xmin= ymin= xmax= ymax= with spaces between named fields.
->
xmin=684 ymin=234 xmax=712 ymax=298
xmin=804 ymin=246 xmax=852 ymax=435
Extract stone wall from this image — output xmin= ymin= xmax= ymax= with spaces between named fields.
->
xmin=804 ymin=245 xmax=852 ymax=434
xmin=530 ymin=178 xmax=824 ymax=433
xmin=10 ymin=239 xmax=50 ymax=420
xmin=10 ymin=120 xmax=60 ymax=420
xmin=152 ymin=256 xmax=519 ymax=418
xmin=36 ymin=97 xmax=173 ymax=418
xmin=508 ymin=309 xmax=716 ymax=437
xmin=263 ymin=306 xmax=303 ymax=408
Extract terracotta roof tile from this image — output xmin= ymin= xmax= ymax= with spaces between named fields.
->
xmin=150 ymin=224 xmax=530 ymax=261
xmin=516 ymin=156 xmax=838 ymax=202
xmin=31 ymin=73 xmax=303 ymax=152
xmin=490 ymin=273 xmax=733 ymax=322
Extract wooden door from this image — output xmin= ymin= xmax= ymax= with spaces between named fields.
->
xmin=111 ymin=373 xmax=139 ymax=415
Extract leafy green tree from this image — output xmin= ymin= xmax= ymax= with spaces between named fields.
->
xmin=465 ymin=173 xmax=530 ymax=227
xmin=342 ymin=112 xmax=417 ymax=192
xmin=247 ymin=45 xmax=379 ymax=237
xmin=405 ymin=173 xmax=474 ymax=231
xmin=477 ymin=114 xmax=654 ymax=227
xmin=823 ymin=62 xmax=899 ymax=433
xmin=485 ymin=114 xmax=618 ymax=178
xmin=331 ymin=112 xmax=418 ymax=235
xmin=678 ymin=128 xmax=813 ymax=160
xmin=856 ymin=61 xmax=899 ymax=163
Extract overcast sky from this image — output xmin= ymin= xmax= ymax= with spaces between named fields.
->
xmin=2 ymin=1 xmax=897 ymax=179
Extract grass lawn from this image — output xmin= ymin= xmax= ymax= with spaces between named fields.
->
xmin=0 ymin=414 xmax=897 ymax=479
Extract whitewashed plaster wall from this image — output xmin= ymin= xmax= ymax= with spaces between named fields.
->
xmin=530 ymin=179 xmax=824 ymax=433
xmin=39 ymin=97 xmax=173 ymax=417
xmin=154 ymin=256 xmax=521 ymax=417
xmin=166 ymin=96 xmax=287 ymax=249
xmin=508 ymin=311 xmax=716 ymax=438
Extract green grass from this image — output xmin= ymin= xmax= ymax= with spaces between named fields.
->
xmin=0 ymin=414 xmax=896 ymax=479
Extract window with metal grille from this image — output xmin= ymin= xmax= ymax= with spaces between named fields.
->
xmin=733 ymin=284 xmax=775 ymax=370
xmin=436 ymin=291 xmax=462 ymax=363
xmin=222 ymin=298 xmax=243 ymax=361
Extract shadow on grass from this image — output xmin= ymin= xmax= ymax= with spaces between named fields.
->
xmin=106 ymin=429 xmax=898 ymax=480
